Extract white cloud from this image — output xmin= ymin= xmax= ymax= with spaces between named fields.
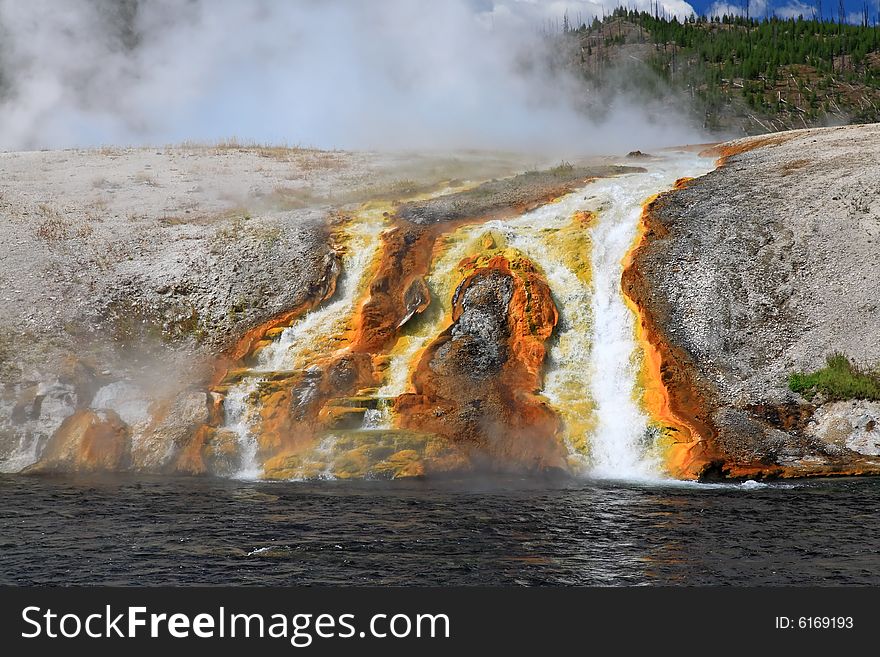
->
xmin=706 ymin=0 xmax=770 ymax=18
xmin=774 ymin=1 xmax=816 ymax=19
xmin=845 ymin=9 xmax=871 ymax=25
xmin=479 ymin=1 xmax=698 ymax=29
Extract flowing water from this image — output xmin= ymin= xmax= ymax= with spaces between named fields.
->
xmin=2 ymin=473 xmax=878 ymax=585
xmin=253 ymin=208 xmax=387 ymax=374
xmin=223 ymin=378 xmax=263 ymax=480
xmin=217 ymin=151 xmax=715 ymax=479
xmin=362 ymin=211 xmax=511 ymax=430
xmin=354 ymin=152 xmax=713 ymax=477
xmin=580 ymin=159 xmax=714 ymax=478
xmin=220 ymin=208 xmax=388 ymax=479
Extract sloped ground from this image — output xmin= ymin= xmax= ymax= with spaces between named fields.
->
xmin=0 ymin=145 xmax=619 ymax=472
xmin=0 ymin=145 xmax=558 ymax=470
xmin=635 ymin=123 xmax=880 ymax=476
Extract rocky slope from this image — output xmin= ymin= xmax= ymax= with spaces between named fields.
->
xmin=625 ymin=124 xmax=880 ymax=478
xmin=1 ymin=144 xmax=631 ymax=475
xmin=396 ymin=249 xmax=564 ymax=472
xmin=0 ymin=145 xmax=567 ymax=472
xmin=207 ymin=163 xmax=636 ymax=480
xmin=5 ymin=128 xmax=880 ymax=481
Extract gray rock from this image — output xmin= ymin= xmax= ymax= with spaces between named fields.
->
xmin=0 ymin=146 xmax=548 ymax=471
xmin=807 ymin=400 xmax=880 ymax=456
xmin=641 ymin=124 xmax=880 ymax=471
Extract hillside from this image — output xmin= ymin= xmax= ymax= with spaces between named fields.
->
xmin=556 ymin=9 xmax=880 ymax=135
xmin=625 ymin=124 xmax=880 ymax=478
xmin=0 ymin=145 xmax=613 ymax=475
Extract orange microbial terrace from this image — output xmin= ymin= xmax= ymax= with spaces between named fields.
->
xmin=621 ymin=189 xmax=718 ymax=479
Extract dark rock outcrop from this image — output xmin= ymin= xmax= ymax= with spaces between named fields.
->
xmin=396 ymin=252 xmax=566 ymax=472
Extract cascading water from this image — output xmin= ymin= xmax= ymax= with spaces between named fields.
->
xmin=219 ymin=152 xmax=715 ymax=481
xmin=223 ymin=377 xmax=262 ymax=479
xmin=220 ymin=208 xmax=387 ymax=479
xmin=363 ymin=151 xmax=714 ymax=479
xmin=254 ymin=208 xmax=388 ymax=373
xmin=580 ymin=159 xmax=714 ymax=479
xmin=587 ymin=187 xmax=656 ymax=478
xmin=363 ymin=225 xmax=488 ymax=430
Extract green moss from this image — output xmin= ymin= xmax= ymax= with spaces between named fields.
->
xmin=788 ymin=353 xmax=880 ymax=402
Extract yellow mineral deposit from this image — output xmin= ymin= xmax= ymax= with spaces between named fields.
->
xmin=194 ymin=153 xmax=724 ymax=481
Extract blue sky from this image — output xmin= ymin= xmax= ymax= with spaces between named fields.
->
xmin=469 ymin=0 xmax=880 ymax=25
xmin=692 ymin=0 xmax=879 ymax=20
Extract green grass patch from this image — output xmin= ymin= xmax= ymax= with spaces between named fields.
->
xmin=788 ymin=353 xmax=880 ymax=402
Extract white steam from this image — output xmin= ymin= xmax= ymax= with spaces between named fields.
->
xmin=0 ymin=0 xmax=703 ymax=153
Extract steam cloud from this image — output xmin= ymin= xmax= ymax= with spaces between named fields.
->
xmin=0 ymin=0 xmax=705 ymax=154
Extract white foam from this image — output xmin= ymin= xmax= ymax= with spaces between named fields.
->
xmin=255 ymin=211 xmax=386 ymax=372
xmin=220 ymin=209 xmax=387 ymax=479
xmin=218 ymin=153 xmax=719 ymax=482
xmin=224 ymin=377 xmax=263 ymax=480
xmin=505 ymin=153 xmax=714 ymax=479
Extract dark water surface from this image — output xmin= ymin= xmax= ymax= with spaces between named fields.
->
xmin=1 ymin=474 xmax=877 ymax=585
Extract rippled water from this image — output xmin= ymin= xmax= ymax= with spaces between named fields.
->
xmin=1 ymin=474 xmax=878 ymax=585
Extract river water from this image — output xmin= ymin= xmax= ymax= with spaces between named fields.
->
xmin=1 ymin=474 xmax=877 ymax=585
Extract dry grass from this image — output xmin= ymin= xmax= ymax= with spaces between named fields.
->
xmin=294 ymin=151 xmax=346 ymax=171
xmin=34 ymin=204 xmax=69 ymax=241
xmin=175 ymin=138 xmax=335 ymax=163
xmin=133 ymin=171 xmax=161 ymax=187
xmin=74 ymin=224 xmax=94 ymax=238
xmin=35 ymin=216 xmax=68 ymax=241
xmin=33 ymin=203 xmax=97 ymax=241
xmin=157 ymin=214 xmax=194 ymax=226
xmin=159 ymin=205 xmax=249 ymax=227
xmin=266 ymin=186 xmax=328 ymax=209
xmin=159 ymin=213 xmax=219 ymax=226
xmin=87 ymin=198 xmax=108 ymax=212
xmin=780 ymin=158 xmax=811 ymax=176
xmin=337 ymin=178 xmax=451 ymax=204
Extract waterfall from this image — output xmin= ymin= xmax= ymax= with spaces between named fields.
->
xmin=219 ymin=152 xmax=715 ymax=480
xmin=220 ymin=207 xmax=387 ymax=479
xmin=587 ymin=182 xmax=657 ymax=478
xmin=254 ymin=208 xmax=387 ymax=373
xmin=369 ymin=151 xmax=715 ymax=479
xmin=224 ymin=377 xmax=262 ymax=480
xmin=364 ymin=223 xmax=485 ymax=430
xmin=581 ymin=157 xmax=714 ymax=479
